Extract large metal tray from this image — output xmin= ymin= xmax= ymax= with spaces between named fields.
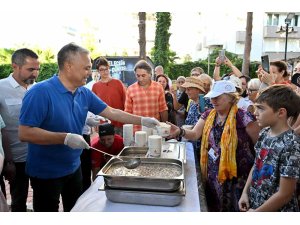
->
xmin=99 ymin=181 xmax=185 ymax=207
xmin=98 ymin=157 xmax=184 ymax=192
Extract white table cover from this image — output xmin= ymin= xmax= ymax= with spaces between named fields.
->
xmin=71 ymin=142 xmax=200 ymax=212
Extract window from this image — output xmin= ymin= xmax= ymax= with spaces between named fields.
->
xmin=273 ymin=14 xmax=279 ymax=26
xmin=294 ymin=15 xmax=298 ymax=27
xmin=267 ymin=14 xmax=272 ymax=26
xmin=266 ymin=13 xmax=279 ymax=26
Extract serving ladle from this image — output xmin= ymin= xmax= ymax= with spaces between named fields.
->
xmin=89 ymin=146 xmax=141 ymax=169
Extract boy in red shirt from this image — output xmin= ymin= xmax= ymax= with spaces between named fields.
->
xmin=91 ymin=123 xmax=124 ymax=180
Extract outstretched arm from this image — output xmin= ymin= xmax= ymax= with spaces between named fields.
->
xmin=213 ymin=57 xmax=222 ymax=81
xmin=224 ymin=57 xmax=243 ymax=77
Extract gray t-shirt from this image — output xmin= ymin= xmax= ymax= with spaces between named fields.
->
xmin=0 ymin=74 xmax=29 ymax=162
xmin=249 ymin=128 xmax=300 ymax=211
xmin=0 ymin=114 xmax=5 ymax=158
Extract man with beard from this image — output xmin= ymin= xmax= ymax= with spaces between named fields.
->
xmin=0 ymin=48 xmax=40 ymax=211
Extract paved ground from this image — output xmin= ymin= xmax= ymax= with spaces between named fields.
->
xmin=4 ymin=179 xmax=63 ymax=212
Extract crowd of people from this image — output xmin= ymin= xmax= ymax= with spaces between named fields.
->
xmin=0 ymin=43 xmax=300 ymax=212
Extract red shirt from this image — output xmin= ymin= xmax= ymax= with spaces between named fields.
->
xmin=92 ymin=79 xmax=126 ymax=128
xmin=91 ymin=134 xmax=124 ymax=169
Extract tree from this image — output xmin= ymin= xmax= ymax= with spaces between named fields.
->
xmin=183 ymin=54 xmax=192 ymax=63
xmin=0 ymin=48 xmax=15 ymax=64
xmin=138 ymin=12 xmax=146 ymax=59
xmin=242 ymin=12 xmax=253 ymax=77
xmin=152 ymin=12 xmax=176 ymax=74
xmin=80 ymin=18 xmax=101 ymax=59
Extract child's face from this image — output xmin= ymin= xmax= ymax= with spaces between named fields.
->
xmin=254 ymin=102 xmax=278 ymax=128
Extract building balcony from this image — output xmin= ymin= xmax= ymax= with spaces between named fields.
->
xmin=236 ymin=31 xmax=245 ymax=43
xmin=262 ymin=51 xmax=300 ymax=61
xmin=263 ymin=26 xmax=300 ymax=39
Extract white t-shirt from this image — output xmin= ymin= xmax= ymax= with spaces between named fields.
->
xmin=0 ymin=114 xmax=5 ymax=173
xmin=237 ymin=96 xmax=253 ymax=111
xmin=0 ymin=74 xmax=28 ymax=162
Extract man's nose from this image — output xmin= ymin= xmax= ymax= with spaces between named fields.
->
xmin=33 ymin=69 xmax=39 ymax=76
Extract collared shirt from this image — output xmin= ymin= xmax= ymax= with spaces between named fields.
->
xmin=20 ymin=75 xmax=107 ymax=179
xmin=125 ymin=81 xmax=167 ymax=131
xmin=0 ymin=74 xmax=29 ymax=162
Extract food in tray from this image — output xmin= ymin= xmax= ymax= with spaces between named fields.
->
xmin=106 ymin=163 xmax=182 ymax=178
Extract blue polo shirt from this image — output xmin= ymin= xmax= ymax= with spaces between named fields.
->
xmin=20 ymin=75 xmax=107 ymax=179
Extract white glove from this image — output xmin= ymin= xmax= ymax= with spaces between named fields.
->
xmin=86 ymin=115 xmax=106 ymax=127
xmin=64 ymin=133 xmax=90 ymax=149
xmin=141 ymin=117 xmax=160 ymax=128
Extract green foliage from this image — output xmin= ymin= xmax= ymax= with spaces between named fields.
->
xmin=0 ymin=64 xmax=12 ymax=79
xmin=37 ymin=63 xmax=59 ymax=82
xmin=168 ymin=61 xmax=213 ymax=80
xmin=0 ymin=47 xmax=55 ymax=64
xmin=183 ymin=54 xmax=192 ymax=63
xmin=151 ymin=12 xmax=177 ymax=74
xmin=0 ymin=48 xmax=15 ymax=64
xmin=168 ymin=48 xmax=260 ymax=80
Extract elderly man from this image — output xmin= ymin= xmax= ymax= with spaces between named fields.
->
xmin=125 ymin=60 xmax=168 ymax=132
xmin=18 ymin=43 xmax=159 ymax=212
xmin=0 ymin=48 xmax=40 ymax=211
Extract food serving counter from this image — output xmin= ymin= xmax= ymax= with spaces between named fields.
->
xmin=71 ymin=142 xmax=200 ymax=212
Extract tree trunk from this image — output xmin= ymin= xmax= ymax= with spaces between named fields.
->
xmin=138 ymin=12 xmax=146 ymax=59
xmin=242 ymin=12 xmax=253 ymax=77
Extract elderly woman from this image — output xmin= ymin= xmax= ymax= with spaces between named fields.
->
xmin=246 ymin=78 xmax=261 ymax=114
xmin=168 ymin=80 xmax=260 ymax=212
xmin=182 ymin=76 xmax=207 ymax=126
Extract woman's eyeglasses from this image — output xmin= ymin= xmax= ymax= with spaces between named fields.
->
xmin=99 ymin=68 xmax=109 ymax=73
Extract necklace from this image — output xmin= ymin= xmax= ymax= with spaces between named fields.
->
xmin=216 ymin=115 xmax=227 ymax=126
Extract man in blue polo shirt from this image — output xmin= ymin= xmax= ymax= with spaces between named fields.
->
xmin=19 ymin=43 xmax=159 ymax=212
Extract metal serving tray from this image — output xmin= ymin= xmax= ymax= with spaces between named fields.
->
xmin=99 ymin=181 xmax=185 ymax=207
xmin=118 ymin=146 xmax=148 ymax=158
xmin=98 ymin=157 xmax=184 ymax=192
xmin=119 ymin=143 xmax=186 ymax=163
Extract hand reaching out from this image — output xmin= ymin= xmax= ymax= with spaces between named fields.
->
xmin=166 ymin=121 xmax=180 ymax=138
xmin=141 ymin=117 xmax=160 ymax=128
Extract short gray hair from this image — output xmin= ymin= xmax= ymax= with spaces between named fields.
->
xmin=248 ymin=78 xmax=261 ymax=90
xmin=57 ymin=43 xmax=89 ymax=70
